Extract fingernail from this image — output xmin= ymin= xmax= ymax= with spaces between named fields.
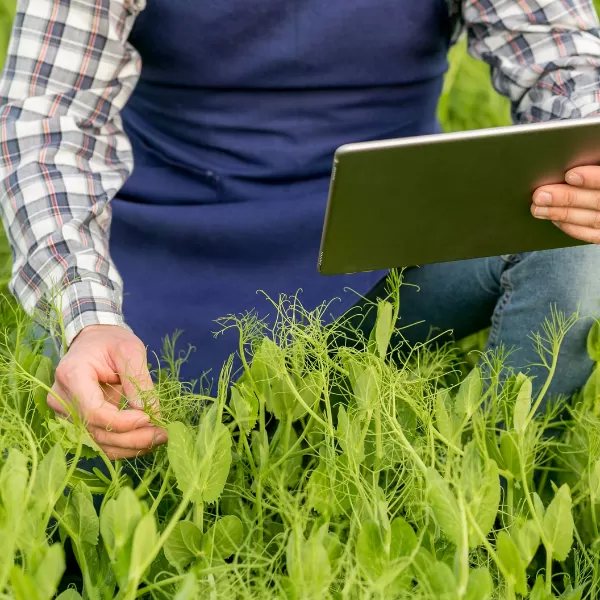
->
xmin=566 ymin=172 xmax=584 ymax=186
xmin=534 ymin=206 xmax=550 ymax=218
xmin=155 ymin=430 xmax=168 ymax=445
xmin=534 ymin=192 xmax=552 ymax=206
xmin=129 ymin=398 xmax=144 ymax=410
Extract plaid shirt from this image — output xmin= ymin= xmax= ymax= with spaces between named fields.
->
xmin=1 ymin=0 xmax=600 ymax=348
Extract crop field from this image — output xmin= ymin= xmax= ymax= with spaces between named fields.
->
xmin=2 ymin=4 xmax=600 ymax=600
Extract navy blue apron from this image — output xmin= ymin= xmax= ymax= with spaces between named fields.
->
xmin=110 ymin=0 xmax=452 ymax=386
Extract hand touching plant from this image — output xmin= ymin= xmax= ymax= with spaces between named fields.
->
xmin=532 ymin=167 xmax=600 ymax=243
xmin=46 ymin=324 xmax=167 ymax=459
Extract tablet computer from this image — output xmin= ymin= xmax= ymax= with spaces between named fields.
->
xmin=318 ymin=116 xmax=600 ymax=275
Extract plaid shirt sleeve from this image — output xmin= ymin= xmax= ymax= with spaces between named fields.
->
xmin=461 ymin=0 xmax=600 ymax=123
xmin=0 ymin=0 xmax=143 ymax=348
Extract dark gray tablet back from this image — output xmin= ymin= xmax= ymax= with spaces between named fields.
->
xmin=318 ymin=117 xmax=600 ymax=275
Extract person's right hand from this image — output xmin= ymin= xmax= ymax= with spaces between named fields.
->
xmin=46 ymin=324 xmax=168 ymax=460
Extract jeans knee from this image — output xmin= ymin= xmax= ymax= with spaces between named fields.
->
xmin=516 ymin=245 xmax=600 ymax=318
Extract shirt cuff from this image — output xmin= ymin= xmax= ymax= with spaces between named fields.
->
xmin=42 ymin=277 xmax=132 ymax=350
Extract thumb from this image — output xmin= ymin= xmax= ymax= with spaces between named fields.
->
xmin=111 ymin=341 xmax=158 ymax=414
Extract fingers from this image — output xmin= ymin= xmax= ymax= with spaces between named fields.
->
xmin=531 ymin=202 xmax=600 ymax=229
xmin=533 ymin=185 xmax=600 ymax=213
xmin=533 ymin=174 xmax=600 ymax=245
xmin=111 ymin=341 xmax=158 ymax=414
xmin=98 ymin=444 xmax=157 ymax=461
xmin=88 ymin=424 xmax=168 ymax=450
xmin=50 ymin=362 xmax=151 ymax=433
xmin=547 ymin=221 xmax=600 ymax=245
xmin=46 ymin=326 xmax=164 ymax=460
xmin=100 ymin=383 xmax=124 ymax=406
xmin=565 ymin=167 xmax=600 ymax=190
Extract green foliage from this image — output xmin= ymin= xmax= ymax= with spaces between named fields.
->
xmin=0 ymin=276 xmax=598 ymax=599
xmin=438 ymin=38 xmax=511 ymax=132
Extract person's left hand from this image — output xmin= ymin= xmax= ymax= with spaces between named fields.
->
xmin=532 ymin=167 xmax=600 ymax=244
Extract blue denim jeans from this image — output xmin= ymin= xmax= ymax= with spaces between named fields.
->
xmin=365 ymin=245 xmax=600 ymax=399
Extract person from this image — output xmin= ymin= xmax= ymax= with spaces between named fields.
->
xmin=1 ymin=0 xmax=600 ymax=459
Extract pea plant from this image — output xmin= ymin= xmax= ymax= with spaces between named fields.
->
xmin=0 ymin=275 xmax=599 ymax=600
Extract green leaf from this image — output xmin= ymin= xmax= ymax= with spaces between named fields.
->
xmin=515 ymin=519 xmax=541 ymax=566
xmin=270 ymin=374 xmax=298 ymax=420
xmin=461 ymin=444 xmax=500 ymax=546
xmin=543 ymin=484 xmax=574 ymax=561
xmin=291 ymin=370 xmax=323 ymax=421
xmin=338 ymin=349 xmax=364 ymax=388
xmin=32 ymin=444 xmax=66 ymax=514
xmin=0 ymin=448 xmax=29 ymax=519
xmin=173 ymin=573 xmax=199 ymax=600
xmin=129 ymin=513 xmax=158 ymax=579
xmin=230 ymin=383 xmax=258 ymax=434
xmin=435 ymin=388 xmax=459 ymax=441
xmin=323 ymin=530 xmax=343 ymax=569
xmin=286 ymin=530 xmax=332 ymax=598
xmin=250 ymin=337 xmax=281 ymax=408
xmin=354 ymin=366 xmax=379 ymax=411
xmin=530 ymin=575 xmax=552 ymax=600
xmin=337 ymin=405 xmax=365 ymax=465
xmin=61 ymin=483 xmax=99 ymax=546
xmin=56 ymin=591 xmax=83 ymax=600
xmin=426 ymin=467 xmax=462 ymax=546
xmin=533 ymin=492 xmax=546 ymax=521
xmin=202 ymin=515 xmax=243 ymax=560
xmin=590 ymin=459 xmax=600 ymax=501
xmin=307 ymin=459 xmax=335 ymax=515
xmin=389 ymin=517 xmax=418 ymax=559
xmin=33 ymin=356 xmax=53 ymax=419
xmin=499 ymin=431 xmax=521 ymax=479
xmin=269 ymin=424 xmax=303 ymax=487
xmin=168 ymin=407 xmax=232 ymax=505
xmin=164 ymin=520 xmax=203 ymax=570
xmin=454 ymin=367 xmax=482 ymax=418
xmin=497 ymin=531 xmax=527 ymax=596
xmin=374 ymin=301 xmax=394 ymax=358
xmin=32 ymin=543 xmax=65 ymax=600
xmin=423 ymin=561 xmax=458 ymax=598
xmin=561 ymin=584 xmax=586 ymax=600
xmin=10 ymin=567 xmax=39 ymax=600
xmin=100 ymin=487 xmax=143 ymax=586
xmin=355 ymin=520 xmax=386 ymax=581
xmin=587 ymin=319 xmax=600 ymax=362
xmin=465 ymin=567 xmax=492 ymax=600
xmin=513 ymin=377 xmax=532 ymax=435
xmin=583 ymin=366 xmax=600 ymax=411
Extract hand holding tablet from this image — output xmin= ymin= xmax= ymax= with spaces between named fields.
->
xmin=319 ymin=116 xmax=600 ymax=275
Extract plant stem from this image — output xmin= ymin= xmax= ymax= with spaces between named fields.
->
xmin=194 ymin=501 xmax=204 ymax=533
xmin=507 ymin=582 xmax=516 ymax=600
xmin=123 ymin=490 xmax=194 ymax=600
xmin=506 ymin=477 xmax=514 ymax=528
xmin=465 ymin=508 xmax=512 ymax=585
xmin=546 ymin=547 xmax=553 ymax=595
xmin=386 ymin=415 xmax=427 ymax=475
xmin=524 ymin=349 xmax=558 ymax=431
xmin=519 ymin=452 xmax=553 ymax=594
xmin=134 ymin=574 xmax=186 ymax=598
xmin=149 ymin=466 xmax=172 ymax=516
xmin=456 ymin=495 xmax=470 ymax=599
